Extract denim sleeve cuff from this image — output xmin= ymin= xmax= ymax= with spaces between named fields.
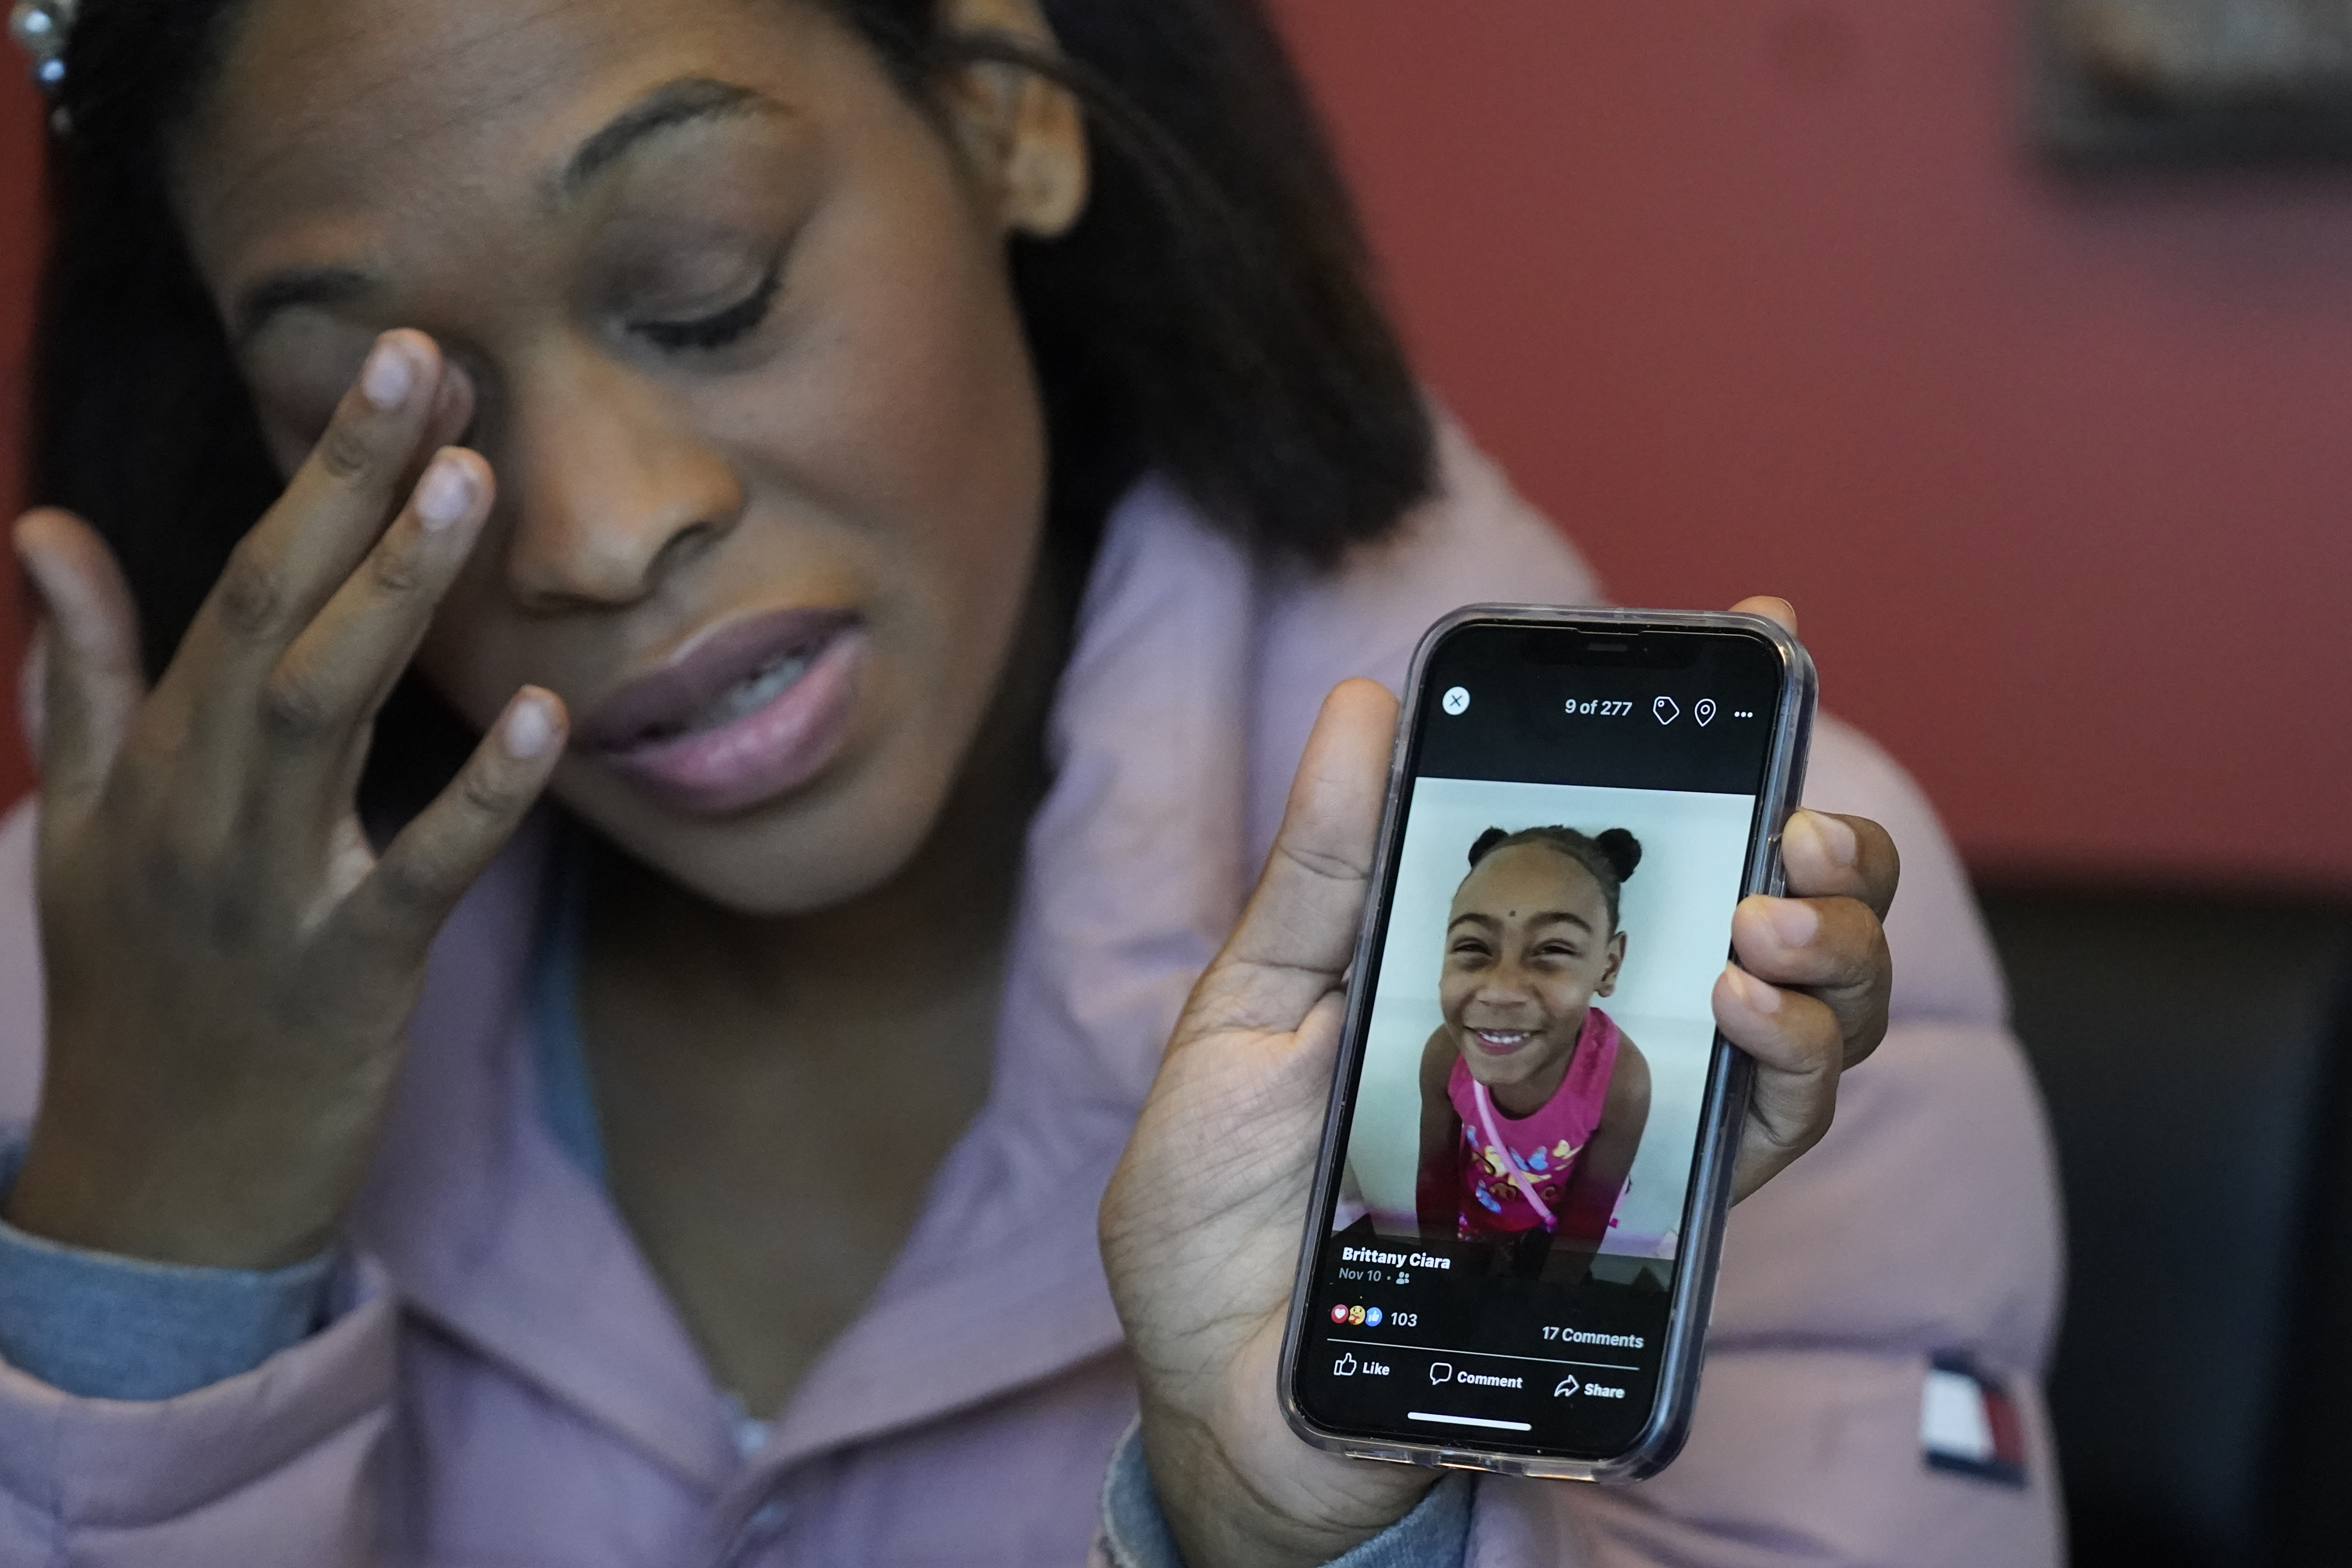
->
xmin=1098 ymin=1421 xmax=1473 ymax=1568
xmin=0 ymin=1140 xmax=335 ymax=1401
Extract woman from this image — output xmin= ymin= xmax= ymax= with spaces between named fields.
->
xmin=0 ymin=0 xmax=2059 ymax=1563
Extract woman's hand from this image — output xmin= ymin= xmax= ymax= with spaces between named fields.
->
xmin=1102 ymin=679 xmax=1416 ymax=1568
xmin=7 ymin=330 xmax=564 ymax=1271
xmin=1713 ymin=596 xmax=1898 ymax=1202
xmin=1100 ymin=596 xmax=1900 ymax=1568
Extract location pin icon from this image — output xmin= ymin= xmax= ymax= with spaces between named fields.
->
xmin=1652 ymin=695 xmax=1680 ymax=725
xmin=1695 ymin=698 xmax=1717 ymax=726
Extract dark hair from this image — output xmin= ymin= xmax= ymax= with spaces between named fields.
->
xmin=27 ymin=0 xmax=1433 ymax=756
xmin=1464 ymin=825 xmax=1643 ymax=931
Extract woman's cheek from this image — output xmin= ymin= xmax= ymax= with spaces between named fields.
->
xmin=412 ymin=596 xmax=536 ymax=736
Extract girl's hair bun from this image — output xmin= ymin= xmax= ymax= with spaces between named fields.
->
xmin=1458 ymin=824 xmax=1645 ymax=929
xmin=1595 ymin=827 xmax=1642 ymax=883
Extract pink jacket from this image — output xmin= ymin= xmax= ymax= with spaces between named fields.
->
xmin=0 ymin=426 xmax=2065 ymax=1566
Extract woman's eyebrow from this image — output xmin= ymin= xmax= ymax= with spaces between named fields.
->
xmin=558 ymin=77 xmax=781 ymax=203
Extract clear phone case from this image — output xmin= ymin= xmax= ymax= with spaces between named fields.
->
xmin=1277 ymin=606 xmax=1817 ymax=1482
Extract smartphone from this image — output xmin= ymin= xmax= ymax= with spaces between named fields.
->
xmin=1280 ymin=607 xmax=1816 ymax=1481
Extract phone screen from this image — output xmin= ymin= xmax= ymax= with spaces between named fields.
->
xmin=1293 ymin=618 xmax=1797 ymax=1461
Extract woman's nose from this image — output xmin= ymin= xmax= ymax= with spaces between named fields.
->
xmin=490 ymin=351 xmax=746 ymax=610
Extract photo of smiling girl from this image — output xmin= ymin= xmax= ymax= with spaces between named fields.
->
xmin=1416 ymin=825 xmax=1652 ymax=1267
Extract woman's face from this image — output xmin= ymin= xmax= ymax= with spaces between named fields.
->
xmin=1439 ymin=843 xmax=1625 ymax=1094
xmin=171 ymin=0 xmax=1084 ymax=912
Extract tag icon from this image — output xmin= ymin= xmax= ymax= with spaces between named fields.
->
xmin=1695 ymin=698 xmax=1717 ymax=727
xmin=1652 ymin=696 xmax=1680 ymax=725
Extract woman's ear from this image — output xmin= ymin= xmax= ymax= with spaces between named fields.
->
xmin=937 ymin=0 xmax=1090 ymax=239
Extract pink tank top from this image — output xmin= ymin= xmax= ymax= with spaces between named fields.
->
xmin=1446 ymin=1006 xmax=1622 ymax=1239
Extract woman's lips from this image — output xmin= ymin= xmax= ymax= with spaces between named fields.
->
xmin=1467 ymin=1027 xmax=1538 ymax=1057
xmin=581 ymin=608 xmax=866 ymax=816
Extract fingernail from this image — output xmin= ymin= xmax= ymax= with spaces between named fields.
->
xmin=415 ymin=456 xmax=475 ymax=531
xmin=1725 ymin=963 xmax=1782 ymax=1014
xmin=12 ymin=534 xmax=68 ymax=614
xmin=10 ymin=512 xmax=60 ymax=577
xmin=10 ymin=531 xmax=49 ymax=592
xmin=503 ymin=693 xmax=557 ymax=760
xmin=1792 ymin=809 xmax=1857 ymax=869
xmin=1766 ymin=898 xmax=1818 ymax=948
xmin=361 ymin=337 xmax=416 ymax=410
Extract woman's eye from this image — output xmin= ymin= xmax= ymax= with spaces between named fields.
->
xmin=630 ymin=260 xmax=782 ymax=353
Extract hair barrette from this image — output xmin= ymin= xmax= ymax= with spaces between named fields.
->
xmin=9 ymin=0 xmax=75 ymax=100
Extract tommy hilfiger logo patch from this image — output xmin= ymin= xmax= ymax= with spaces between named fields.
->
xmin=1920 ymin=1355 xmax=2027 ymax=1488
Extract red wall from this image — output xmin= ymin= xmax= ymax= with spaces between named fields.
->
xmin=5 ymin=5 xmax=2351 ymax=889
xmin=1267 ymin=0 xmax=2352 ymax=892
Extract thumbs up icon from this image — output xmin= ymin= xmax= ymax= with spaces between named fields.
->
xmin=1334 ymin=1354 xmax=1358 ymax=1376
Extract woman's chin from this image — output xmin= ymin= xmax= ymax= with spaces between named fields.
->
xmin=552 ymin=772 xmax=935 ymax=918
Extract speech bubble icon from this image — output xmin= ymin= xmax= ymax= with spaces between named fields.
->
xmin=1652 ymin=695 xmax=1680 ymax=725
xmin=1695 ymin=698 xmax=1717 ymax=727
xmin=1429 ymin=1362 xmax=1453 ymax=1385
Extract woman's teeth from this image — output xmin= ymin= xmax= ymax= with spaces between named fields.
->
xmin=666 ymin=652 xmax=812 ymax=739
xmin=1475 ymin=1030 xmax=1533 ymax=1049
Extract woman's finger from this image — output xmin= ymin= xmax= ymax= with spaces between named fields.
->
xmin=253 ymin=449 xmax=493 ymax=811
xmin=165 ymin=331 xmax=450 ymax=700
xmin=334 ymin=688 xmax=566 ymax=964
xmin=1780 ymin=808 xmax=1897 ymax=920
xmin=1179 ymin=679 xmax=1396 ymax=1042
xmin=424 ymin=355 xmax=478 ymax=455
xmin=1730 ymin=595 xmax=1797 ymax=635
xmin=1728 ymin=892 xmax=1891 ymax=1068
xmin=12 ymin=509 xmax=146 ymax=819
xmin=1713 ymin=962 xmax=1844 ymax=1198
